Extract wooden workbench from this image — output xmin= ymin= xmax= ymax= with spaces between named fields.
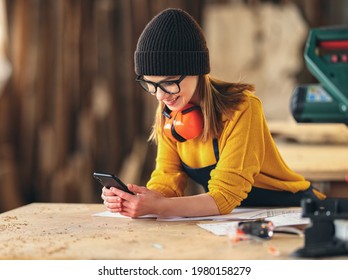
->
xmin=275 ymin=140 xmax=348 ymax=182
xmin=269 ymin=121 xmax=348 ymax=188
xmin=0 ymin=203 xmax=310 ymax=260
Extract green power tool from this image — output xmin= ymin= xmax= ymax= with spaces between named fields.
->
xmin=291 ymin=26 xmax=348 ymax=125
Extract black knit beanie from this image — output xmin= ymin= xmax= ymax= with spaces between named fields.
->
xmin=134 ymin=8 xmax=210 ymax=76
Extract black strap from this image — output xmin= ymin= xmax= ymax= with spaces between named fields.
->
xmin=213 ymin=138 xmax=219 ymax=162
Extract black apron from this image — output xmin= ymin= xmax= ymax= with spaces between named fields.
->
xmin=181 ymin=138 xmax=318 ymax=207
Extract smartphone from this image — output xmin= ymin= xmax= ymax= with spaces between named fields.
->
xmin=93 ymin=172 xmax=134 ymax=195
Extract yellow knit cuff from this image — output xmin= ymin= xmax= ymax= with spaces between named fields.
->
xmin=208 ymin=189 xmax=241 ymax=215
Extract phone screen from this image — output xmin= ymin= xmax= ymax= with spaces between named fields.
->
xmin=93 ymin=172 xmax=134 ymax=195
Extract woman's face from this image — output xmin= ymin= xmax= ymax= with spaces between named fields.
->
xmin=143 ymin=75 xmax=199 ymax=111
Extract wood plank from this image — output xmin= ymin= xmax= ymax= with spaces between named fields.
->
xmin=275 ymin=139 xmax=348 ymax=181
xmin=0 ymin=144 xmax=24 ymax=212
xmin=269 ymin=121 xmax=348 ymax=144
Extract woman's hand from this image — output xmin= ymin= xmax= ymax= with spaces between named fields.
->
xmin=101 ymin=184 xmax=220 ymax=218
xmin=101 ymin=184 xmax=165 ymax=218
xmin=101 ymin=186 xmax=123 ymax=213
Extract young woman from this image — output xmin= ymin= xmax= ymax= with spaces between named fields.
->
xmin=101 ymin=8 xmax=325 ymax=218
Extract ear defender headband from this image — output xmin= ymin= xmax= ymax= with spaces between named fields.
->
xmin=163 ymin=104 xmax=204 ymax=142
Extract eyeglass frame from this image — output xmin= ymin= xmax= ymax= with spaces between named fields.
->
xmin=135 ymin=75 xmax=186 ymax=95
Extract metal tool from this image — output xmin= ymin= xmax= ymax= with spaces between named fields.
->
xmin=293 ymin=198 xmax=348 ymax=258
xmin=291 ymin=26 xmax=348 ymax=125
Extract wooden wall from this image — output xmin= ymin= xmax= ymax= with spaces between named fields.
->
xmin=0 ymin=0 xmax=347 ymax=212
xmin=0 ymin=0 xmax=204 ymax=212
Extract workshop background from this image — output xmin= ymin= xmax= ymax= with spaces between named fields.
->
xmin=0 ymin=0 xmax=347 ymax=212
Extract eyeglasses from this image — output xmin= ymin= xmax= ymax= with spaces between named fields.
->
xmin=135 ymin=75 xmax=186 ymax=95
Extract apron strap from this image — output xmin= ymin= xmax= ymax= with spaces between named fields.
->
xmin=213 ymin=138 xmax=219 ymax=162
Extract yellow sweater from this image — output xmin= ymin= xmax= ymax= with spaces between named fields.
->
xmin=147 ymin=92 xmax=320 ymax=214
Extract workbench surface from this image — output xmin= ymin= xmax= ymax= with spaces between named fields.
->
xmin=275 ymin=140 xmax=348 ymax=181
xmin=269 ymin=121 xmax=348 ymax=182
xmin=0 ymin=203 xmax=311 ymax=260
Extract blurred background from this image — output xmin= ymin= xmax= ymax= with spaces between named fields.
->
xmin=0 ymin=0 xmax=347 ymax=213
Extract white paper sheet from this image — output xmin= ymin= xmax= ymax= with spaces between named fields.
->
xmin=92 ymin=207 xmax=266 ymax=221
xmin=156 ymin=207 xmax=302 ymax=222
xmin=197 ymin=211 xmax=310 ymax=236
xmin=198 ymin=222 xmax=240 ymax=236
xmin=93 ymin=207 xmax=304 ymax=223
xmin=92 ymin=211 xmax=158 ymax=219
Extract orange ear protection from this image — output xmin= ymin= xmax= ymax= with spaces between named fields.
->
xmin=163 ymin=103 xmax=204 ymax=142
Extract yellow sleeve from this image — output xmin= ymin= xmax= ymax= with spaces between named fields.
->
xmin=208 ymin=96 xmax=266 ymax=214
xmin=146 ymin=133 xmax=188 ymax=197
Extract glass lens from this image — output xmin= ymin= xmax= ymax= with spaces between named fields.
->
xmin=139 ymin=81 xmax=156 ymax=93
xmin=159 ymin=81 xmax=180 ymax=94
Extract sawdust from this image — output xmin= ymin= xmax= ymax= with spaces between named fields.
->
xmin=2 ymin=216 xmax=18 ymax=222
xmin=0 ymin=216 xmax=28 ymax=231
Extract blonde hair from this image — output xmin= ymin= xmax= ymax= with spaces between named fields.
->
xmin=149 ymin=75 xmax=255 ymax=143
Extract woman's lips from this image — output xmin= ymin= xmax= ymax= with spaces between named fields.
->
xmin=164 ymin=95 xmax=179 ymax=106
